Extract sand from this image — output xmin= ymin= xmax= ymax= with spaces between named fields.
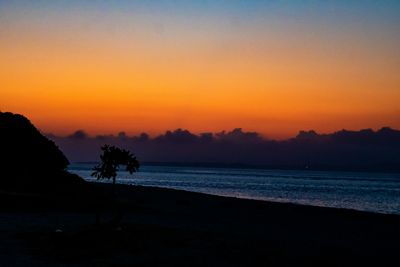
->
xmin=1 ymin=183 xmax=399 ymax=266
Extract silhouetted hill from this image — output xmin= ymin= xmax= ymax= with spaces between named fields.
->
xmin=0 ymin=112 xmax=86 ymax=194
xmin=49 ymin=127 xmax=400 ymax=172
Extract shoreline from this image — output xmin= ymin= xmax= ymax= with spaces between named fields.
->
xmin=115 ymin=182 xmax=400 ymax=217
xmin=129 ymin=184 xmax=400 ymax=216
xmin=3 ymin=181 xmax=400 ymax=218
xmin=71 ymin=174 xmax=400 ymax=216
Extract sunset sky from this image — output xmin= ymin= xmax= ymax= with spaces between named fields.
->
xmin=1 ymin=1 xmax=399 ymax=139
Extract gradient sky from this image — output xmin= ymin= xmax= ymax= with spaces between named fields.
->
xmin=1 ymin=1 xmax=399 ymax=139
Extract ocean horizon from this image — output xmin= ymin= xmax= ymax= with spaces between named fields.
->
xmin=69 ymin=163 xmax=400 ymax=215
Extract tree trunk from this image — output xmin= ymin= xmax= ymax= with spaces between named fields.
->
xmin=112 ymin=176 xmax=116 ymax=198
xmin=111 ymin=175 xmax=123 ymax=227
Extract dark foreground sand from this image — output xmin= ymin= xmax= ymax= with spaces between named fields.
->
xmin=1 ymin=183 xmax=399 ymax=267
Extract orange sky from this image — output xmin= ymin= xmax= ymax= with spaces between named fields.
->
xmin=1 ymin=2 xmax=399 ymax=139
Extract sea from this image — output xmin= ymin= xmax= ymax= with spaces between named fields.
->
xmin=69 ymin=163 xmax=400 ymax=215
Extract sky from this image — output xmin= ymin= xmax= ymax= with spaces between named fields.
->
xmin=1 ymin=1 xmax=399 ymax=139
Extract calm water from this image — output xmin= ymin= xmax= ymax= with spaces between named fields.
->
xmin=69 ymin=163 xmax=400 ymax=215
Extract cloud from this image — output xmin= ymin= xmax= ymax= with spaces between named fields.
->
xmin=215 ymin=128 xmax=263 ymax=143
xmin=154 ymin=129 xmax=198 ymax=144
xmin=47 ymin=127 xmax=400 ymax=172
xmin=68 ymin=130 xmax=88 ymax=140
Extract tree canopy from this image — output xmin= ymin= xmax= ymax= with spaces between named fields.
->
xmin=91 ymin=145 xmax=139 ymax=184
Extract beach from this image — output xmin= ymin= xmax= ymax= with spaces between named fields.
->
xmin=2 ymin=1 xmax=400 ymax=265
xmin=1 ymin=183 xmax=399 ymax=266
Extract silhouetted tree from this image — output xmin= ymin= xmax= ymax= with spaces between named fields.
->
xmin=92 ymin=145 xmax=139 ymax=188
xmin=91 ymin=145 xmax=139 ymax=226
